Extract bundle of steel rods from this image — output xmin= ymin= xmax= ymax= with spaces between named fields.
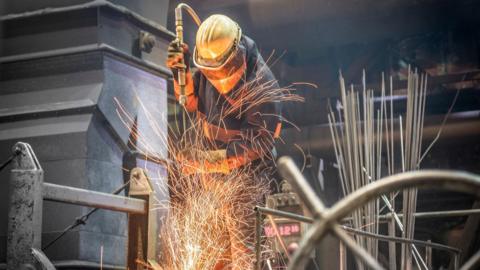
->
xmin=328 ymin=68 xmax=428 ymax=270
xmin=401 ymin=69 xmax=428 ymax=270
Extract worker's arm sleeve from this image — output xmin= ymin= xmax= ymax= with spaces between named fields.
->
xmin=225 ymin=85 xmax=281 ymax=166
xmin=173 ymin=70 xmax=199 ymax=112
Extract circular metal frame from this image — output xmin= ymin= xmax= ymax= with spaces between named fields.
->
xmin=277 ymin=157 xmax=480 ymax=270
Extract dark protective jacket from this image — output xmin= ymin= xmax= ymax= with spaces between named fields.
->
xmin=176 ymin=35 xmax=282 ymax=166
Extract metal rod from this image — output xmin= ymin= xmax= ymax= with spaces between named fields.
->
xmin=341 ymin=226 xmax=460 ymax=255
xmin=460 ymin=248 xmax=480 ymax=270
xmin=267 ymin=215 xmax=291 ymax=259
xmin=426 ymin=240 xmax=432 ymax=269
xmin=43 ymin=183 xmax=146 ymax=214
xmin=256 ymin=206 xmax=312 ymax=223
xmin=343 ymin=205 xmax=480 ymax=221
xmin=333 ymin=226 xmax=383 ymax=270
xmin=255 ymin=210 xmax=262 ymax=270
xmin=255 ymin=206 xmax=461 ymax=254
xmin=380 ymin=209 xmax=480 ymax=219
xmin=339 ymin=240 xmax=346 ymax=270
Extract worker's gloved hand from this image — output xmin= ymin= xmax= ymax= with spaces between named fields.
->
xmin=176 ymin=147 xmax=202 ymax=162
xmin=202 ymin=149 xmax=227 ymax=163
xmin=177 ymin=148 xmax=227 ymax=163
xmin=181 ymin=159 xmax=231 ymax=175
xmin=166 ymin=39 xmax=190 ymax=78
xmin=176 ymin=148 xmax=230 ymax=175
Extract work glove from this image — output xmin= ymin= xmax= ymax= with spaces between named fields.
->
xmin=203 ymin=149 xmax=227 ymax=163
xmin=181 ymin=159 xmax=231 ymax=175
xmin=166 ymin=39 xmax=190 ymax=81
xmin=177 ymin=149 xmax=227 ymax=164
xmin=176 ymin=149 xmax=230 ymax=175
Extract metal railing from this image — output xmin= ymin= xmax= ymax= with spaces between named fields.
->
xmin=253 ymin=156 xmax=480 ymax=270
xmin=254 ymin=206 xmax=462 ymax=270
xmin=6 ymin=142 xmax=159 ymax=270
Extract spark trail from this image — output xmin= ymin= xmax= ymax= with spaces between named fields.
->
xmin=115 ymin=62 xmax=303 ymax=269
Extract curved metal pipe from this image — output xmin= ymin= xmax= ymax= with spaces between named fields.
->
xmin=174 ymin=3 xmax=201 ymax=126
xmin=278 ymin=156 xmax=480 ymax=270
xmin=328 ymin=170 xmax=480 ymax=228
xmin=175 ymin=3 xmax=201 ymax=27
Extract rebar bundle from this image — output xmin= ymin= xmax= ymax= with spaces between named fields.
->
xmin=328 ymin=68 xmax=428 ymax=269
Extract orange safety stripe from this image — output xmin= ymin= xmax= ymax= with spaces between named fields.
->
xmin=274 ymin=122 xmax=282 ymax=138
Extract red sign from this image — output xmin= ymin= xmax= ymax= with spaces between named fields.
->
xmin=264 ymin=223 xmax=301 ymax=238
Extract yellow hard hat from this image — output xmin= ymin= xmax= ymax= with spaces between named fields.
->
xmin=194 ymin=14 xmax=242 ymax=68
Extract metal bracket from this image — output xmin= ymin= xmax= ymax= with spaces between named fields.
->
xmin=127 ymin=168 xmax=158 ymax=270
xmin=139 ymin=31 xmax=156 ymax=53
xmin=129 ymin=167 xmax=153 ymax=196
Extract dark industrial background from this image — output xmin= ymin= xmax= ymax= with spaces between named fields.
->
xmin=1 ymin=0 xmax=480 ymax=269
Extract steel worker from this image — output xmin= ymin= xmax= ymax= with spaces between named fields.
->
xmin=167 ymin=14 xmax=282 ymax=175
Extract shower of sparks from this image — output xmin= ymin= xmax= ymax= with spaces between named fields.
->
xmin=114 ymin=60 xmax=304 ymax=270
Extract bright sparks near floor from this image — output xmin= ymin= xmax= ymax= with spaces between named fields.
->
xmin=115 ymin=64 xmax=303 ymax=269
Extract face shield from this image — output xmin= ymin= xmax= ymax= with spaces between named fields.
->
xmin=193 ymin=41 xmax=247 ymax=94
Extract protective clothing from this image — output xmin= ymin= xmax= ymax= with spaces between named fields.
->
xmin=167 ymin=41 xmax=190 ymax=72
xmin=166 ymin=41 xmax=197 ymax=111
xmin=194 ymin=14 xmax=242 ymax=68
xmin=170 ymin=34 xmax=282 ymax=172
xmin=193 ymin=14 xmax=245 ymax=94
xmin=177 ymin=149 xmax=231 ymax=175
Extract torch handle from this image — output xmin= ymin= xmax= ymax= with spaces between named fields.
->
xmin=175 ymin=7 xmax=187 ymax=106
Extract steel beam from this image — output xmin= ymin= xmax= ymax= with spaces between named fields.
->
xmin=43 ymin=183 xmax=146 ymax=214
